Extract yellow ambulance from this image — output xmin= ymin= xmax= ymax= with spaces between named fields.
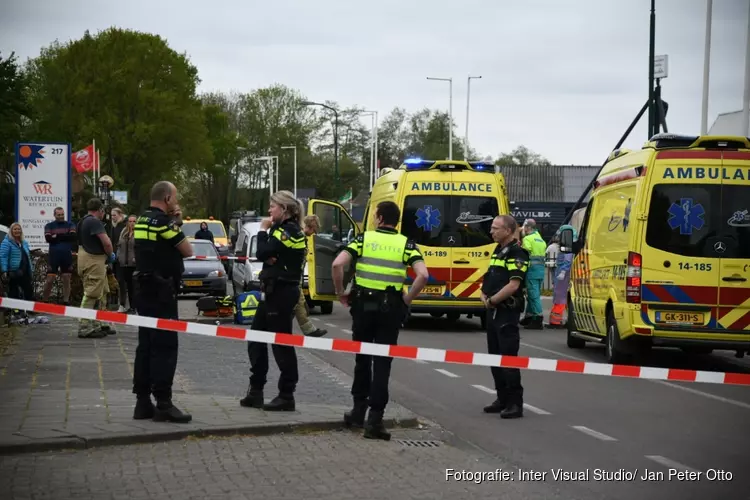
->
xmin=559 ymin=134 xmax=750 ymax=363
xmin=305 ymin=158 xmax=510 ymax=329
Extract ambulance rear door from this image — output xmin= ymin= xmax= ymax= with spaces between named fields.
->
xmin=716 ymin=151 xmax=750 ymax=332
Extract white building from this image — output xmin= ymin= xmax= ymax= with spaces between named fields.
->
xmin=709 ymin=110 xmax=749 ymax=136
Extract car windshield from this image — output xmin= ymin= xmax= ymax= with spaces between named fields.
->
xmin=401 ymin=195 xmax=498 ymax=247
xmin=182 ymin=221 xmax=226 ymax=238
xmin=645 ymin=183 xmax=750 ymax=259
xmin=191 ymin=241 xmax=218 ymax=257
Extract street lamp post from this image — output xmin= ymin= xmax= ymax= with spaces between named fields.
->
xmin=358 ymin=110 xmax=379 ymax=190
xmin=253 ymin=155 xmax=278 ymax=197
xmin=302 ymin=100 xmax=340 ymax=194
xmin=281 ymin=146 xmax=297 ymax=197
xmin=427 ymin=77 xmax=453 ymax=160
xmin=465 ymin=75 xmax=482 ymax=160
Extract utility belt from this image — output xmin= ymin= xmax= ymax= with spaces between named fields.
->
xmin=133 ymin=271 xmax=176 ymax=304
xmin=351 ymin=285 xmax=404 ymax=313
xmin=486 ymin=290 xmax=524 ymax=311
xmin=260 ymin=277 xmax=299 ymax=296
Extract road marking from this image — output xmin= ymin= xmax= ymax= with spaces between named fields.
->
xmin=342 ymin=328 xmax=352 ymax=334
xmin=471 ymin=385 xmax=551 ymax=414
xmin=571 ymin=426 xmax=617 ymax=441
xmin=435 ymin=368 xmax=460 ymax=378
xmin=521 ymin=341 xmax=750 ymax=410
xmin=413 ymin=360 xmax=428 ymax=364
xmin=324 ymin=323 xmax=336 ymax=327
xmin=645 ymin=455 xmax=699 ymax=473
xmin=472 ymin=384 xmax=495 ymax=394
xmin=523 ymin=403 xmax=552 ymax=415
xmin=653 ymin=380 xmax=750 ymax=411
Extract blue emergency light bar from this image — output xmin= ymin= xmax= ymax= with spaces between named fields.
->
xmin=402 ymin=158 xmax=496 ymax=172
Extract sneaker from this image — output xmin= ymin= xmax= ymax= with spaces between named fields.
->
xmin=118 ymin=306 xmax=127 ymax=313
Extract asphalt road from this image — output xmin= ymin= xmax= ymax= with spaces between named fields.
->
xmin=304 ymin=296 xmax=750 ymax=500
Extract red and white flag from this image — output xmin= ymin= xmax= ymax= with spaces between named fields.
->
xmin=71 ymin=145 xmax=95 ymax=173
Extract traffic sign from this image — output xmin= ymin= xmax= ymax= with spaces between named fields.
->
xmin=654 ymin=55 xmax=669 ymax=79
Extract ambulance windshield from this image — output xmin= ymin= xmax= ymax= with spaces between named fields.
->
xmin=401 ymin=195 xmax=498 ymax=247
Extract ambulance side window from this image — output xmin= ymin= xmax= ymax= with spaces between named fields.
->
xmin=574 ymin=200 xmax=595 ymax=253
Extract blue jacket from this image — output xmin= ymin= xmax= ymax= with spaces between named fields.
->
xmin=0 ymin=237 xmax=34 ymax=274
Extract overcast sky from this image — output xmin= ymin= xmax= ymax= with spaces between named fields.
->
xmin=1 ymin=0 xmax=747 ymax=165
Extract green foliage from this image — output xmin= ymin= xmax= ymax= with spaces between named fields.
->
xmin=23 ymin=28 xmax=211 ymax=210
xmin=495 ymin=145 xmax=551 ymax=167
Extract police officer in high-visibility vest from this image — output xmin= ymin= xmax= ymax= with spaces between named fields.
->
xmin=520 ymin=218 xmax=546 ymax=330
xmin=240 ymin=190 xmax=306 ymax=412
xmin=331 ymin=201 xmax=428 ymax=440
xmin=480 ymin=215 xmax=529 ymax=419
xmin=132 ymin=181 xmax=194 ymax=423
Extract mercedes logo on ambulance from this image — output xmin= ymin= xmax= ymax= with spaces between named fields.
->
xmin=714 ymin=241 xmax=726 ymax=253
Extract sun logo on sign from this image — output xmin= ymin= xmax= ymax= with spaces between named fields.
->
xmin=18 ymin=144 xmax=45 ymax=170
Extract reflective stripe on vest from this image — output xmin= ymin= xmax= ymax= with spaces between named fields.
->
xmin=355 ymin=231 xmax=408 ymax=291
xmin=490 ymin=255 xmax=528 ymax=273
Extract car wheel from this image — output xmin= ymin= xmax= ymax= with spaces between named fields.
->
xmin=320 ymin=302 xmax=334 ymax=314
xmin=605 ymin=308 xmax=630 ymax=364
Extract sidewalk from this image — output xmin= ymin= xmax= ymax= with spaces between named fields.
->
xmin=0 ymin=315 xmax=418 ymax=455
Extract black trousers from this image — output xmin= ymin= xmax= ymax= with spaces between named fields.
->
xmin=117 ymin=266 xmax=135 ymax=307
xmin=8 ymin=274 xmax=34 ymax=302
xmin=247 ymin=284 xmax=299 ymax=395
xmin=486 ymin=307 xmax=524 ymax=406
xmin=350 ymin=296 xmax=403 ymax=413
xmin=132 ymin=281 xmax=179 ymax=402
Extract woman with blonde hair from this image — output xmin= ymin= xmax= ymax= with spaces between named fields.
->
xmin=241 ymin=190 xmax=307 ymax=412
xmin=0 ymin=223 xmax=35 ymax=307
xmin=116 ymin=214 xmax=137 ymax=313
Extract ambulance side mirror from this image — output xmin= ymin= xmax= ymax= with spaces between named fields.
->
xmin=559 ymin=228 xmax=574 ymax=254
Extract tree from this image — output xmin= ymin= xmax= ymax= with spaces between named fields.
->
xmin=0 ymin=51 xmax=29 ymax=224
xmin=23 ymin=28 xmax=211 ymax=209
xmin=495 ymin=145 xmax=551 ymax=167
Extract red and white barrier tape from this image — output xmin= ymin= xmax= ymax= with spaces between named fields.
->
xmin=185 ymin=256 xmax=247 ymax=261
xmin=2 ymin=297 xmax=749 ymax=387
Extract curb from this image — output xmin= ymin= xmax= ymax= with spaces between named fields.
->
xmin=0 ymin=415 xmax=420 ymax=456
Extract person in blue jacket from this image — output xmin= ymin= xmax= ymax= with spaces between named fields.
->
xmin=0 ymin=223 xmax=35 ymax=304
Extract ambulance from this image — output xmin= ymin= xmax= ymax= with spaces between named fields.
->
xmin=558 ymin=134 xmax=750 ymax=364
xmin=305 ymin=159 xmax=510 ymax=329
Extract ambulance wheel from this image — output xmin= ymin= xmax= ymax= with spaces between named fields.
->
xmin=446 ymin=312 xmax=460 ymax=322
xmin=566 ymin=296 xmax=585 ymax=349
xmin=320 ymin=302 xmax=333 ymax=315
xmin=605 ymin=308 xmax=630 ymax=364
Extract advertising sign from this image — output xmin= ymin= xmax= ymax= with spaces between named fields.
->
xmin=15 ymin=142 xmax=72 ymax=250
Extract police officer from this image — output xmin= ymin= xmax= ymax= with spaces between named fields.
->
xmin=132 ymin=181 xmax=194 ymax=423
xmin=331 ymin=201 xmax=428 ymax=440
xmin=240 ymin=190 xmax=306 ymax=412
xmin=480 ymin=215 xmax=529 ymax=419
xmin=520 ymin=218 xmax=546 ymax=329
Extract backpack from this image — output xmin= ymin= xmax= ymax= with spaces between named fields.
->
xmin=196 ymin=295 xmax=234 ymax=318
xmin=233 ymin=291 xmax=262 ymax=325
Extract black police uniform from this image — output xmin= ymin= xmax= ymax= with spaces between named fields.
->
xmin=341 ymin=227 xmax=423 ymax=440
xmin=132 ymin=206 xmax=191 ymax=423
xmin=240 ymin=217 xmax=306 ymax=411
xmin=481 ymin=238 xmax=529 ymax=419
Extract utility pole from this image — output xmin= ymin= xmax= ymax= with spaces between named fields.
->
xmin=701 ymin=0 xmax=713 ymax=135
xmin=465 ymin=75 xmax=482 ymax=160
xmin=743 ymin=0 xmax=750 ymax=136
xmin=281 ymin=146 xmax=297 ymax=197
xmin=427 ymin=77 xmax=453 ymax=159
xmin=648 ymin=0 xmax=656 ymax=139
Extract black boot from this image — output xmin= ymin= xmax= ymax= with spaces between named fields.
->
xmin=240 ymin=387 xmax=264 ymax=408
xmin=483 ymin=399 xmax=506 ymax=414
xmin=133 ymin=397 xmax=155 ymax=420
xmin=363 ymin=409 xmax=390 ymax=441
xmin=304 ymin=328 xmax=328 ymax=337
xmin=524 ymin=316 xmax=544 ymax=330
xmin=153 ymin=401 xmax=192 ymax=423
xmin=343 ymin=399 xmax=368 ymax=428
xmin=500 ymin=402 xmax=524 ymax=419
xmin=263 ymin=394 xmax=295 ymax=411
